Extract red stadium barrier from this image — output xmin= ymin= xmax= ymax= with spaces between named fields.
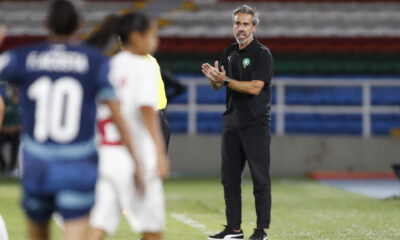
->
xmin=220 ymin=0 xmax=400 ymax=2
xmin=157 ymin=37 xmax=400 ymax=54
xmin=0 ymin=36 xmax=46 ymax=52
xmin=1 ymin=0 xmax=138 ymax=1
xmin=2 ymin=36 xmax=400 ymax=54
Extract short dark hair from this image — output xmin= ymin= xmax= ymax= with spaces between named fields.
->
xmin=47 ymin=0 xmax=80 ymax=35
xmin=233 ymin=4 xmax=260 ymax=26
xmin=118 ymin=12 xmax=152 ymax=45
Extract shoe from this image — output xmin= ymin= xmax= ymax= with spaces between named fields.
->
xmin=208 ymin=225 xmax=244 ymax=240
xmin=248 ymin=228 xmax=268 ymax=240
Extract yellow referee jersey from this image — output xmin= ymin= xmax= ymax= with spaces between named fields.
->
xmin=146 ymin=54 xmax=167 ymax=110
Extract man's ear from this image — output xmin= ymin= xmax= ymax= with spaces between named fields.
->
xmin=252 ymin=24 xmax=257 ymax=34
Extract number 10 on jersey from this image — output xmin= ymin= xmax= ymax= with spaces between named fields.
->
xmin=28 ymin=76 xmax=83 ymax=143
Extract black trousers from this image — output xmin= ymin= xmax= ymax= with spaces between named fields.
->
xmin=0 ymin=132 xmax=20 ymax=171
xmin=159 ymin=109 xmax=171 ymax=150
xmin=221 ymin=123 xmax=271 ymax=229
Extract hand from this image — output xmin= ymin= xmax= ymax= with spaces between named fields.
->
xmin=157 ymin=151 xmax=170 ymax=180
xmin=134 ymin=162 xmax=145 ymax=195
xmin=0 ymin=26 xmax=6 ymax=47
xmin=208 ymin=61 xmax=226 ymax=84
xmin=201 ymin=62 xmax=217 ymax=82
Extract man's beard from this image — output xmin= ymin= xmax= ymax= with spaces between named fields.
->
xmin=235 ymin=32 xmax=253 ymax=45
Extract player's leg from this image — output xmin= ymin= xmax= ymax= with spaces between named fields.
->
xmin=143 ymin=232 xmax=163 ymax=240
xmin=87 ymin=227 xmax=107 ymax=240
xmin=88 ymin=178 xmax=121 ymax=240
xmin=242 ymin=123 xmax=271 ymax=233
xmin=136 ymin=184 xmax=165 ymax=240
xmin=63 ymin=215 xmax=90 ymax=240
xmin=123 ymin=175 xmax=165 ymax=240
xmin=22 ymin=193 xmax=55 ymax=240
xmin=88 ymin=146 xmax=132 ymax=239
xmin=56 ymin=188 xmax=96 ymax=240
xmin=27 ymin=219 xmax=50 ymax=240
xmin=57 ymin=192 xmax=93 ymax=240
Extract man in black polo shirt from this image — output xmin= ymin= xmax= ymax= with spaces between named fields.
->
xmin=202 ymin=5 xmax=273 ymax=240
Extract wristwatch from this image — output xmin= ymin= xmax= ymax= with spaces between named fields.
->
xmin=223 ymin=76 xmax=230 ymax=86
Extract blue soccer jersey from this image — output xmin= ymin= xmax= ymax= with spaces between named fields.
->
xmin=0 ymin=42 xmax=116 ymax=222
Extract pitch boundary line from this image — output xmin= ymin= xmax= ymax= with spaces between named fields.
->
xmin=0 ymin=214 xmax=9 ymax=240
xmin=170 ymin=213 xmax=214 ymax=235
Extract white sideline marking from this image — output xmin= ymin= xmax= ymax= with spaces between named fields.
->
xmin=170 ymin=213 xmax=214 ymax=235
xmin=0 ymin=214 xmax=10 ymax=240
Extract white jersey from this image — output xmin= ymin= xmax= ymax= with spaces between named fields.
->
xmin=91 ymin=51 xmax=165 ymax=234
xmin=98 ymin=51 xmax=159 ymax=171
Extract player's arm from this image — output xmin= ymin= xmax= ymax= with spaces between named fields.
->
xmin=140 ymin=106 xmax=170 ymax=179
xmin=138 ymin=60 xmax=169 ymax=179
xmin=104 ymin=100 xmax=145 ymax=193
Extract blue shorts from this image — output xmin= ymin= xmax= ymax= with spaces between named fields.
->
xmin=21 ymin=151 xmax=98 ymax=224
xmin=22 ymin=189 xmax=95 ymax=224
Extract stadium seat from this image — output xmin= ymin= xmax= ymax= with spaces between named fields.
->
xmin=371 ymin=87 xmax=400 ymax=105
xmin=371 ymin=114 xmax=400 ymax=135
xmin=285 ymin=114 xmax=362 ymax=135
xmin=285 ymin=87 xmax=362 ymax=105
xmin=197 ymin=86 xmax=226 ymax=104
xmin=167 ymin=112 xmax=188 ymax=133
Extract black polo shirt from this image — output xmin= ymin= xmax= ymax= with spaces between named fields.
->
xmin=221 ymin=37 xmax=273 ymax=128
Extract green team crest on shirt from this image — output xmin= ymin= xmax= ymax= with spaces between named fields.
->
xmin=243 ymin=58 xmax=250 ymax=68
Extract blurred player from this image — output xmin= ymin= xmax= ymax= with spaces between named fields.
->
xmin=0 ymin=1 xmax=143 ymax=240
xmin=88 ymin=12 xmax=169 ymax=240
xmin=0 ymin=27 xmax=5 ymax=129
xmin=85 ymin=14 xmax=171 ymax=149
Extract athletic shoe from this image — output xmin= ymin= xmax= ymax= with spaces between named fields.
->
xmin=248 ymin=228 xmax=268 ymax=240
xmin=208 ymin=225 xmax=244 ymax=240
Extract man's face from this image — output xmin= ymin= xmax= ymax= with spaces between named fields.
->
xmin=233 ymin=13 xmax=256 ymax=45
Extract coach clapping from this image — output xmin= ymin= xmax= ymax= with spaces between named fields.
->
xmin=202 ymin=4 xmax=273 ymax=240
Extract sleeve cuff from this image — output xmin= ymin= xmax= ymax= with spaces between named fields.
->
xmin=96 ymin=87 xmax=117 ymax=102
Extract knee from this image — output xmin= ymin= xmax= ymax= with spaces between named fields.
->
xmin=221 ymin=177 xmax=241 ymax=188
xmin=253 ymin=182 xmax=271 ymax=194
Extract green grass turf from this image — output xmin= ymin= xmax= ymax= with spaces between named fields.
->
xmin=1 ymin=177 xmax=400 ymax=240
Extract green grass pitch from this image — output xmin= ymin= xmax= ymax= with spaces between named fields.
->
xmin=1 ymin=177 xmax=399 ymax=240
